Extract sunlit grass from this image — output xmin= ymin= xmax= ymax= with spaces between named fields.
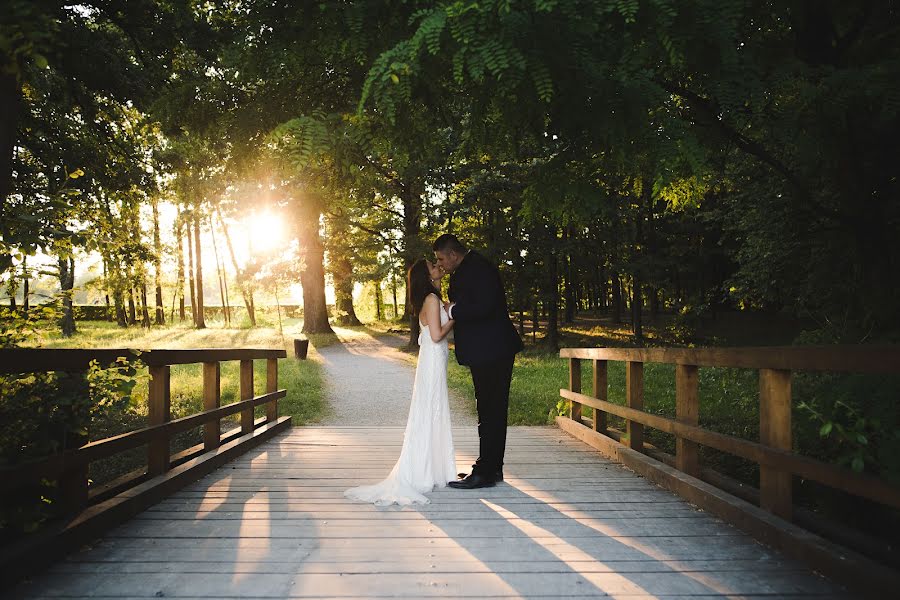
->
xmin=26 ymin=317 xmax=328 ymax=427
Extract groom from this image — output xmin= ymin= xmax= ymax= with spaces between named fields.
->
xmin=433 ymin=234 xmax=524 ymax=489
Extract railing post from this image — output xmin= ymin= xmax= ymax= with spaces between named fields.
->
xmin=266 ymin=358 xmax=278 ymax=423
xmin=568 ymin=358 xmax=582 ymax=423
xmin=592 ymin=359 xmax=608 ymax=433
xmin=240 ymin=360 xmax=254 ymax=434
xmin=148 ymin=365 xmax=171 ymax=476
xmin=626 ymin=361 xmax=644 ymax=450
xmin=760 ymin=368 xmax=792 ymax=520
xmin=58 ymin=372 xmax=89 ymax=512
xmin=203 ymin=362 xmax=221 ymax=451
xmin=675 ymin=364 xmax=700 ymax=477
xmin=58 ymin=456 xmax=88 ymax=512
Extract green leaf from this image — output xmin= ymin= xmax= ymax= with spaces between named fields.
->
xmin=819 ymin=422 xmax=832 ymax=437
xmin=390 ymin=73 xmax=400 ymax=84
xmin=851 ymin=456 xmax=864 ymax=472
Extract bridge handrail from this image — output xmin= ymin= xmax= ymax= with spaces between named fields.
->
xmin=559 ymin=345 xmax=900 ymax=521
xmin=0 ymin=347 xmax=288 ymax=512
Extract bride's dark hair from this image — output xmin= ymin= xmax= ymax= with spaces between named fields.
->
xmin=407 ymin=259 xmax=439 ymax=316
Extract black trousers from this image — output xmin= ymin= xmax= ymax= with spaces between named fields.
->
xmin=469 ymin=354 xmax=515 ymax=476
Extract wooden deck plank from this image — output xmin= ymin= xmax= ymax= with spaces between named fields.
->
xmin=9 ymin=426 xmax=849 ymax=599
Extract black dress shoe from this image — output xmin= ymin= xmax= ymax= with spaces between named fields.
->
xmin=448 ymin=473 xmax=496 ymax=489
xmin=458 ymin=470 xmax=503 ymax=481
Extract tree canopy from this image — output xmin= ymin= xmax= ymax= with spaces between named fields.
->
xmin=1 ymin=0 xmax=898 ymax=344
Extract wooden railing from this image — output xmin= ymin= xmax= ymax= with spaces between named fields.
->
xmin=0 ymin=348 xmax=289 ymax=513
xmin=558 ymin=346 xmax=900 ymax=521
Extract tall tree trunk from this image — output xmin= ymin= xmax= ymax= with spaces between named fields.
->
xmin=374 ymin=281 xmax=383 ymax=320
xmin=141 ymin=282 xmax=151 ymax=328
xmin=0 ymin=73 xmax=19 ymax=261
xmin=391 ymin=272 xmax=398 ymax=320
xmin=186 ymin=216 xmax=197 ymax=324
xmin=101 ymin=258 xmax=112 ymax=320
xmin=193 ymin=211 xmax=206 ymax=329
xmin=649 ymin=286 xmax=659 ymax=320
xmin=297 ymin=194 xmax=333 ymax=334
xmin=563 ymin=227 xmax=575 ymax=324
xmin=611 ymin=271 xmax=622 ymax=323
xmin=127 ymin=287 xmax=137 ymax=325
xmin=598 ymin=263 xmax=607 ymax=312
xmin=6 ymin=268 xmax=17 ymax=309
xmin=22 ymin=256 xmax=29 ymax=312
xmin=632 ymin=275 xmax=643 ymax=341
xmin=175 ymin=214 xmax=186 ymax=321
xmin=58 ymin=255 xmax=76 ymax=337
xmin=152 ymin=199 xmax=165 ymax=325
xmin=544 ymin=231 xmax=560 ymax=350
xmin=111 ymin=262 xmax=126 ymax=327
xmin=333 ymin=255 xmax=361 ymax=326
xmin=216 ymin=206 xmax=255 ymax=326
xmin=400 ymin=183 xmax=423 ymax=349
xmin=209 ymin=214 xmax=230 ymax=326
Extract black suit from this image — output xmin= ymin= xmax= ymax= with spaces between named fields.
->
xmin=449 ymin=251 xmax=523 ymax=477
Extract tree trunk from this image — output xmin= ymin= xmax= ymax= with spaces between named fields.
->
xmin=101 ymin=258 xmax=112 ymax=320
xmin=391 ymin=273 xmax=398 ymax=320
xmin=216 ymin=206 xmax=255 ymax=326
xmin=58 ymin=255 xmax=76 ymax=337
xmin=611 ymin=270 xmax=622 ymax=323
xmin=0 ymin=72 xmax=19 ymax=257
xmin=598 ymin=264 xmax=607 ymax=312
xmin=152 ymin=199 xmax=165 ymax=325
xmin=141 ymin=283 xmax=151 ymax=328
xmin=22 ymin=256 xmax=29 ymax=312
xmin=6 ymin=269 xmax=17 ymax=309
xmin=175 ymin=214 xmax=186 ymax=321
xmin=632 ymin=275 xmax=643 ymax=341
xmin=400 ymin=183 xmax=423 ymax=349
xmin=374 ymin=281 xmax=383 ymax=320
xmin=209 ymin=214 xmax=230 ymax=326
xmin=298 ymin=194 xmax=333 ymax=334
xmin=649 ymin=286 xmax=659 ymax=320
xmin=333 ymin=255 xmax=361 ymax=326
xmin=193 ymin=212 xmax=206 ymax=329
xmin=563 ymin=226 xmax=575 ymax=323
xmin=127 ymin=288 xmax=137 ymax=325
xmin=186 ymin=217 xmax=197 ymax=323
xmin=544 ymin=237 xmax=560 ymax=350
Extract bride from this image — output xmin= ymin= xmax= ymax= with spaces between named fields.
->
xmin=344 ymin=258 xmax=457 ymax=505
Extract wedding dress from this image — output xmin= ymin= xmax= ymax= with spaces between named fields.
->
xmin=344 ymin=296 xmax=456 ymax=505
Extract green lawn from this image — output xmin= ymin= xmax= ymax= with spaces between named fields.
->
xmin=27 ymin=317 xmax=328 ymax=429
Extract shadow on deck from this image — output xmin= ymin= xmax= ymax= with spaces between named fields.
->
xmin=9 ymin=426 xmax=849 ymax=599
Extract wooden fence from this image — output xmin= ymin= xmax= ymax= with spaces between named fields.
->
xmin=0 ymin=348 xmax=291 ymax=577
xmin=558 ymin=346 xmax=900 ymax=521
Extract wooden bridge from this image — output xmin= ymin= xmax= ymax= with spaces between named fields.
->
xmin=2 ymin=346 xmax=899 ymax=598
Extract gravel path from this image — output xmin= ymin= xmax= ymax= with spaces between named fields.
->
xmin=316 ymin=329 xmax=477 ymax=427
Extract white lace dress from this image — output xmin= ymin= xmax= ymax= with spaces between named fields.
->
xmin=344 ymin=297 xmax=456 ymax=505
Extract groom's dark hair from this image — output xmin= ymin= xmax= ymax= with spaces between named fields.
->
xmin=433 ymin=233 xmax=467 ymax=254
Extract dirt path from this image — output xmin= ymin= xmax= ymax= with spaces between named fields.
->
xmin=316 ymin=328 xmax=476 ymax=427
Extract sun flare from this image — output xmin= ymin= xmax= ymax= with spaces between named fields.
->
xmin=246 ymin=212 xmax=283 ymax=255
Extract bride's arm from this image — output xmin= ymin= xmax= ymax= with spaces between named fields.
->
xmin=424 ymin=294 xmax=454 ymax=342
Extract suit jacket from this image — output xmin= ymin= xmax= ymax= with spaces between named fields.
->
xmin=449 ymin=250 xmax=524 ymax=366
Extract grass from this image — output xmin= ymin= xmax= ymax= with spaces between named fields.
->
xmin=24 ymin=317 xmax=328 ymax=446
